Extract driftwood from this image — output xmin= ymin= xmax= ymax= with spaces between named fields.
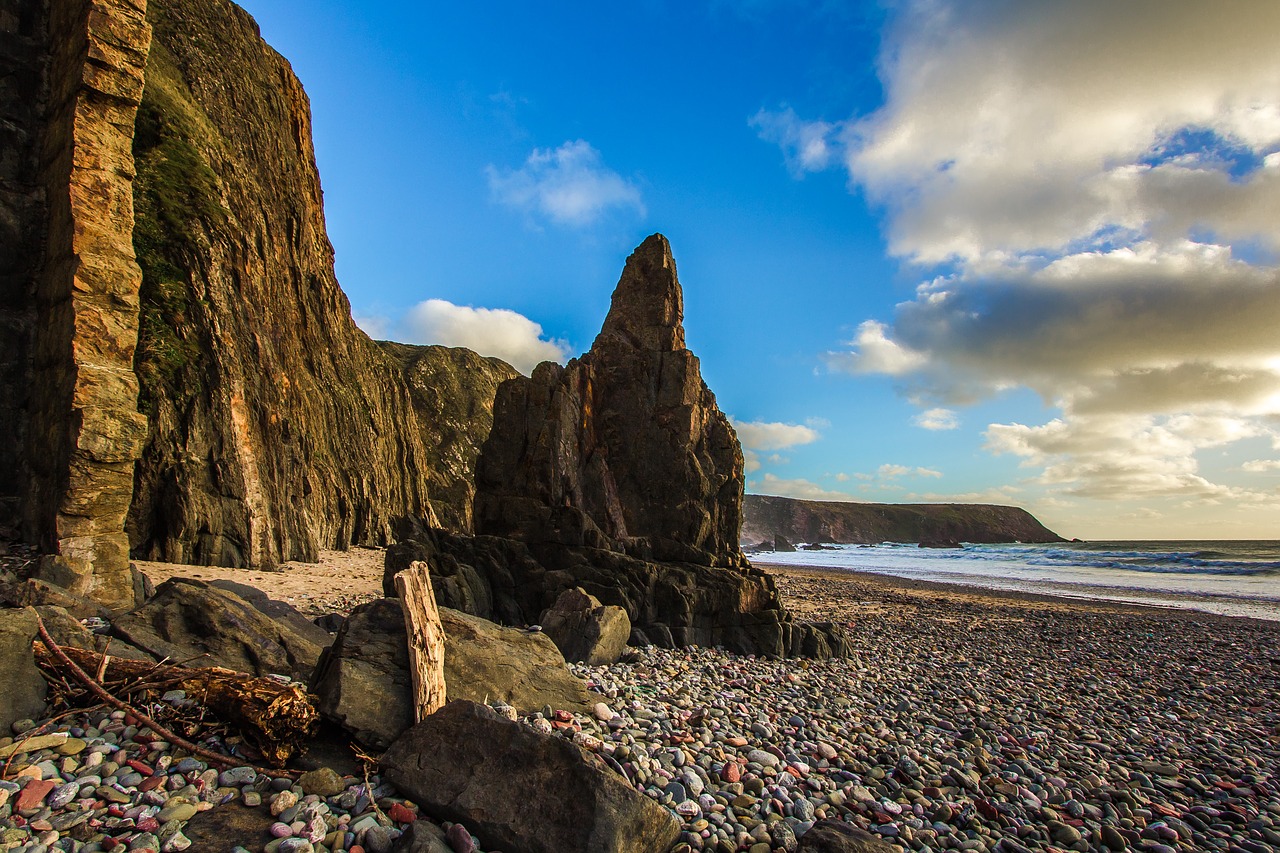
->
xmin=33 ymin=634 xmax=318 ymax=768
xmin=394 ymin=561 xmax=447 ymax=721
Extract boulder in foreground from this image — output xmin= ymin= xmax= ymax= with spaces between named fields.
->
xmin=382 ymin=700 xmax=682 ymax=853
xmin=796 ymin=819 xmax=901 ymax=852
xmin=310 ymin=598 xmax=593 ymax=749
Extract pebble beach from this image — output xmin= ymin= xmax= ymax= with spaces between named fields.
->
xmin=2 ymin=560 xmax=1278 ymax=853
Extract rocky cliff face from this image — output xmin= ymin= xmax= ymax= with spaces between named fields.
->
xmin=475 ymin=235 xmax=746 ymax=568
xmin=442 ymin=236 xmax=845 ymax=658
xmin=0 ymin=0 xmax=151 ymax=609
xmin=379 ymin=343 xmax=518 ymax=533
xmin=741 ymin=495 xmax=1065 ymax=546
xmin=125 ymin=0 xmax=438 ymax=567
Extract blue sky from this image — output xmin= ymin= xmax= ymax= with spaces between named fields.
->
xmin=236 ymin=0 xmax=1280 ymax=540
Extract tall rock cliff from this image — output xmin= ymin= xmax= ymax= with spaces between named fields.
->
xmin=475 ymin=234 xmax=746 ymax=568
xmin=0 ymin=0 xmax=151 ymax=610
xmin=378 ymin=343 xmax=518 ymax=533
xmin=126 ymin=0 xmax=437 ymax=567
xmin=741 ymin=495 xmax=1065 ymax=546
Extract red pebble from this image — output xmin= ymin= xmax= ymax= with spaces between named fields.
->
xmin=388 ymin=802 xmax=417 ymax=824
xmin=139 ymin=775 xmax=167 ymax=792
xmin=721 ymin=762 xmax=741 ymax=783
xmin=15 ymin=779 xmax=57 ymax=811
xmin=126 ymin=759 xmax=154 ymax=776
xmin=137 ymin=817 xmax=160 ymax=832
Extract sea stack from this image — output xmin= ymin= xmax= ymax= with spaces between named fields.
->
xmin=475 ymin=233 xmax=746 ymax=568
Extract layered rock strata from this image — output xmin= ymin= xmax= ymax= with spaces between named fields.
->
xmin=126 ymin=0 xmax=437 ymax=567
xmin=0 ymin=0 xmax=152 ymax=610
xmin=378 ymin=343 xmax=518 ymax=533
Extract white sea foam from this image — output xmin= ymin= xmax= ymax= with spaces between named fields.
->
xmin=755 ymin=540 xmax=1280 ymax=622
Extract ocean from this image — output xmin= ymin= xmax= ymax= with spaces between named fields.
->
xmin=754 ymin=540 xmax=1280 ymax=622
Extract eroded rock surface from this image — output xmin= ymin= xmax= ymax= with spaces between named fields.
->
xmin=382 ymin=700 xmax=682 ymax=853
xmin=379 ymin=343 xmax=518 ymax=533
xmin=112 ymin=578 xmax=329 ymax=680
xmin=539 ymin=587 xmax=630 ymax=666
xmin=125 ymin=0 xmax=437 ymax=568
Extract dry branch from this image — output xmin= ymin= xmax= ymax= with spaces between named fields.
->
xmin=32 ymin=620 xmax=318 ymax=768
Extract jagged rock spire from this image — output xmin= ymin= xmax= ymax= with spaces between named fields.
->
xmin=596 ymin=234 xmax=685 ymax=352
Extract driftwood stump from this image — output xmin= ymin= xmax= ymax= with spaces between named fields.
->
xmin=394 ymin=561 xmax=447 ymax=721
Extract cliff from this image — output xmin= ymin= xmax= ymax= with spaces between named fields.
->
xmin=378 ymin=343 xmax=518 ymax=533
xmin=741 ymin=494 xmax=1065 ymax=546
xmin=0 ymin=0 xmax=152 ymax=609
xmin=125 ymin=0 xmax=439 ymax=567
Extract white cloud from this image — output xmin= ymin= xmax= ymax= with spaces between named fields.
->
xmin=732 ymin=419 xmax=822 ymax=450
xmin=913 ymin=407 xmax=959 ymax=430
xmin=1242 ymin=459 xmax=1280 ymax=473
xmin=749 ymin=473 xmax=858 ymax=502
xmin=750 ymin=107 xmax=836 ymax=177
xmin=486 ymin=140 xmax=644 ymax=227
xmin=403 ymin=299 xmax=571 ymax=375
xmin=775 ymin=0 xmax=1280 ymax=514
xmin=877 ymin=464 xmax=944 ymax=480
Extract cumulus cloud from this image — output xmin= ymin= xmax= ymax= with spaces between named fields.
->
xmin=913 ymin=408 xmax=959 ymax=430
xmin=732 ymin=418 xmax=821 ymax=475
xmin=403 ymin=299 xmax=571 ymax=375
xmin=732 ymin=419 xmax=822 ymax=450
xmin=874 ymin=464 xmax=944 ymax=480
xmin=749 ymin=474 xmax=857 ymax=502
xmin=764 ymin=0 xmax=1280 ymax=509
xmin=1242 ymin=459 xmax=1280 ymax=472
xmin=486 ymin=140 xmax=644 ymax=227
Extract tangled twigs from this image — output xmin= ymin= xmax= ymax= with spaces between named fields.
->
xmin=32 ymin=612 xmax=302 ymax=778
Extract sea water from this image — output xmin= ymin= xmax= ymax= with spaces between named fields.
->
xmin=755 ymin=540 xmax=1280 ymax=622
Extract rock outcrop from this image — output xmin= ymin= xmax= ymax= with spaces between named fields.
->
xmin=382 ymin=700 xmax=683 ymax=853
xmin=1 ymin=0 xmax=152 ymax=610
xmin=112 ymin=577 xmax=330 ymax=680
xmin=539 ymin=587 xmax=631 ymax=665
xmin=391 ymin=237 xmax=849 ymax=659
xmin=742 ymin=495 xmax=1065 ymax=547
xmin=378 ymin=343 xmax=518 ymax=533
xmin=124 ymin=0 xmax=438 ymax=568
xmin=0 ymin=608 xmax=49 ymax=732
xmin=310 ymin=597 xmax=594 ymax=749
xmin=475 ymin=234 xmax=745 ymax=568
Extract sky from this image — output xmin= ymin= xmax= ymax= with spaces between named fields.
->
xmin=234 ymin=0 xmax=1280 ymax=540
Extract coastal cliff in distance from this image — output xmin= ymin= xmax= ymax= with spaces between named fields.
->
xmin=742 ymin=494 xmax=1064 ymax=546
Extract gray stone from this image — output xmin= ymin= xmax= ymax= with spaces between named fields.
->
xmin=539 ymin=587 xmax=630 ymax=665
xmin=0 ymin=608 xmax=47 ymax=732
xmin=391 ymin=821 xmax=453 ymax=853
xmin=382 ymin=700 xmax=681 ymax=853
xmin=310 ymin=598 xmax=592 ymax=749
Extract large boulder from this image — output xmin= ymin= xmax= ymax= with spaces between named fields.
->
xmin=0 ymin=608 xmax=48 ymax=732
xmin=539 ymin=587 xmax=630 ymax=665
xmin=112 ymin=578 xmax=330 ymax=679
xmin=310 ymin=598 xmax=593 ymax=750
xmin=382 ymin=700 xmax=682 ymax=853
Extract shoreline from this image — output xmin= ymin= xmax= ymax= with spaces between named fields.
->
xmin=756 ymin=558 xmax=1280 ymax=626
